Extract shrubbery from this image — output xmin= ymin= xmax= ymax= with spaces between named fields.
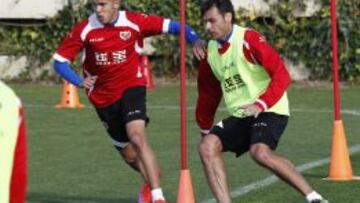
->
xmin=0 ymin=0 xmax=358 ymax=81
xmin=239 ymin=0 xmax=359 ymax=82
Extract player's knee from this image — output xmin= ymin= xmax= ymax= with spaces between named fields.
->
xmin=198 ymin=141 xmax=208 ymax=158
xmin=122 ymin=150 xmax=137 ymax=162
xmin=250 ymin=145 xmax=273 ymax=166
xmin=121 ymin=146 xmax=138 ymax=166
xmin=124 ymin=156 xmax=136 ymax=166
xmin=127 ymin=130 xmax=146 ymax=148
xmin=198 ymin=135 xmax=221 ymax=160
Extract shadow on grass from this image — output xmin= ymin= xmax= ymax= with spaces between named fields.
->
xmin=27 ymin=193 xmax=134 ymax=203
xmin=303 ymin=172 xmax=327 ymax=179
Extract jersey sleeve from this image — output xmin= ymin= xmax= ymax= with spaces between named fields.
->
xmin=127 ymin=12 xmax=165 ymax=37
xmin=54 ymin=20 xmax=88 ymax=62
xmin=244 ymin=30 xmax=291 ymax=111
xmin=196 ymin=59 xmax=222 ymax=133
xmin=10 ymin=105 xmax=27 ymax=203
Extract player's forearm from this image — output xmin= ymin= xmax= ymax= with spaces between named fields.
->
xmin=53 ymin=60 xmax=83 ymax=87
xmin=195 ymin=59 xmax=222 ymax=132
xmin=255 ymin=50 xmax=291 ymax=109
xmin=257 ymin=62 xmax=291 ymax=110
xmin=245 ymin=30 xmax=291 ymax=110
xmin=166 ymin=20 xmax=201 ymax=45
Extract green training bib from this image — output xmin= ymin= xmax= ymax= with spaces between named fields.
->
xmin=207 ymin=25 xmax=289 ymax=118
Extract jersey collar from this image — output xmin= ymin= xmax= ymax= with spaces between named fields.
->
xmin=110 ymin=12 xmax=120 ymax=25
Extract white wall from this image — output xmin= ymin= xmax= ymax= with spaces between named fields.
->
xmin=232 ymin=0 xmax=271 ymax=15
xmin=232 ymin=0 xmax=321 ymax=17
xmin=0 ymin=0 xmax=67 ymax=19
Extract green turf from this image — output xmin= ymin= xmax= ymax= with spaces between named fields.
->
xmin=9 ymin=83 xmax=360 ymax=203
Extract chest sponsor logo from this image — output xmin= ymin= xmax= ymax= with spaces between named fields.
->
xmin=95 ymin=52 xmax=109 ymax=65
xmin=224 ymin=74 xmax=245 ymax=92
xmin=112 ymin=50 xmax=127 ymax=63
xmin=119 ymin=31 xmax=131 ymax=41
xmin=94 ymin=50 xmax=127 ymax=66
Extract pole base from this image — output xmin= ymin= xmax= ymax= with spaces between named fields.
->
xmin=325 ymin=120 xmax=358 ymax=181
xmin=177 ymin=169 xmax=195 ymax=203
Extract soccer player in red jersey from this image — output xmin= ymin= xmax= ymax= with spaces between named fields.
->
xmin=0 ymin=81 xmax=27 ymax=203
xmin=195 ymin=0 xmax=328 ymax=203
xmin=53 ymin=0 xmax=204 ymax=202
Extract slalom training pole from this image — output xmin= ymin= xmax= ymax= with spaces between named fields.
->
xmin=326 ymin=0 xmax=359 ymax=181
xmin=176 ymin=0 xmax=196 ymax=202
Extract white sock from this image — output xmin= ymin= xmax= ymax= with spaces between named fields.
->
xmin=151 ymin=188 xmax=165 ymax=202
xmin=306 ymin=191 xmax=323 ymax=202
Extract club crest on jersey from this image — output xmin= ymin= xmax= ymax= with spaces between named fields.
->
xmin=119 ymin=31 xmax=131 ymax=41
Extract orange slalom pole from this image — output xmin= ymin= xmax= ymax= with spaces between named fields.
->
xmin=176 ymin=0 xmax=195 ymax=202
xmin=325 ymin=0 xmax=359 ymax=181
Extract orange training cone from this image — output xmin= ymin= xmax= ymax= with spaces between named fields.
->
xmin=177 ymin=169 xmax=195 ymax=203
xmin=56 ymin=81 xmax=84 ymax=109
xmin=326 ymin=120 xmax=359 ymax=180
xmin=141 ymin=55 xmax=155 ymax=91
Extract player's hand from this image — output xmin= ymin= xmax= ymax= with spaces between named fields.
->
xmin=239 ymin=104 xmax=262 ymax=118
xmin=192 ymin=39 xmax=207 ymax=60
xmin=82 ymin=75 xmax=98 ymax=90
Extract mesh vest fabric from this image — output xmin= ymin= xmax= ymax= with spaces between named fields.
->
xmin=0 ymin=81 xmax=21 ymax=203
xmin=207 ymin=25 xmax=289 ymax=118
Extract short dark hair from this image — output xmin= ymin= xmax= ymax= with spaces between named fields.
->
xmin=201 ymin=0 xmax=236 ymax=24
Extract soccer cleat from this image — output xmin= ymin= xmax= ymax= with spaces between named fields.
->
xmin=310 ymin=199 xmax=329 ymax=203
xmin=137 ymin=183 xmax=152 ymax=203
xmin=153 ymin=200 xmax=167 ymax=203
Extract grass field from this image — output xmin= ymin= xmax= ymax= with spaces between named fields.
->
xmin=10 ymin=83 xmax=360 ymax=203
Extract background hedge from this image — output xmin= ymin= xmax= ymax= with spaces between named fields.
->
xmin=0 ymin=0 xmax=359 ymax=81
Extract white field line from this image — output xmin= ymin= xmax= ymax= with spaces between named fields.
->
xmin=201 ymin=144 xmax=360 ymax=203
xmin=24 ymin=103 xmax=360 ymax=202
xmin=23 ymin=104 xmax=360 ymax=116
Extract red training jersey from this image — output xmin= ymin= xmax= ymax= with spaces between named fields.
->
xmin=196 ymin=29 xmax=291 ymax=132
xmin=10 ymin=105 xmax=27 ymax=203
xmin=54 ymin=11 xmax=168 ymax=107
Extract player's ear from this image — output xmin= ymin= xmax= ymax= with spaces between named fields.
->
xmin=224 ymin=12 xmax=232 ymax=24
xmin=113 ymin=0 xmax=120 ymax=9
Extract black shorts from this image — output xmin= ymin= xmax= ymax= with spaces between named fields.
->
xmin=95 ymin=86 xmax=148 ymax=151
xmin=209 ymin=112 xmax=288 ymax=157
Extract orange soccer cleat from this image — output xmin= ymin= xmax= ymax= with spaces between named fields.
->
xmin=138 ymin=183 xmax=152 ymax=203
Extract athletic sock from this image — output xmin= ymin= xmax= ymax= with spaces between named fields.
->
xmin=151 ymin=188 xmax=164 ymax=202
xmin=306 ymin=191 xmax=323 ymax=202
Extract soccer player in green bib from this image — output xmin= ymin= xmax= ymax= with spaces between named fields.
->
xmin=0 ymin=81 xmax=27 ymax=203
xmin=195 ymin=1 xmax=328 ymax=203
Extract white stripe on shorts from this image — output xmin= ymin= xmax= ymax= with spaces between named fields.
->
xmin=111 ymin=138 xmax=129 ymax=149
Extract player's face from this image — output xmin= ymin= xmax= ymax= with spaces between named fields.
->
xmin=93 ymin=0 xmax=120 ymax=24
xmin=202 ymin=6 xmax=233 ymax=40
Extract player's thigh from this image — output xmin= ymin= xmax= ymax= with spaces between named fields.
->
xmin=95 ymin=100 xmax=129 ymax=151
xmin=120 ymin=86 xmax=150 ymax=142
xmin=120 ymin=86 xmax=148 ymax=124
